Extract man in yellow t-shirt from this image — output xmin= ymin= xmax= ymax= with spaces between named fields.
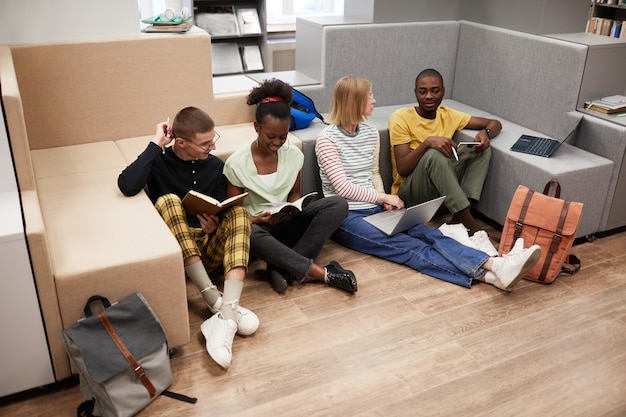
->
xmin=388 ymin=68 xmax=502 ymax=236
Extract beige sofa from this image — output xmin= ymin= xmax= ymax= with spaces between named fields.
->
xmin=0 ymin=32 xmax=277 ymax=381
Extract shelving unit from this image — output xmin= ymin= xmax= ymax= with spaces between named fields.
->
xmin=548 ymin=32 xmax=626 ymax=109
xmin=193 ymin=0 xmax=267 ymax=75
xmin=586 ymin=0 xmax=626 ymax=38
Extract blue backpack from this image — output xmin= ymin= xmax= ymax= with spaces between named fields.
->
xmin=289 ymin=87 xmax=326 ymax=131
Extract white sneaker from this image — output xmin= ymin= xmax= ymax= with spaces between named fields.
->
xmin=506 ymin=238 xmax=525 ymax=256
xmin=470 ymin=230 xmax=498 ymax=257
xmin=438 ymin=223 xmax=475 ymax=248
xmin=200 ymin=314 xmax=237 ymax=369
xmin=491 ymin=244 xmax=542 ymax=291
xmin=207 ymin=297 xmax=259 ymax=336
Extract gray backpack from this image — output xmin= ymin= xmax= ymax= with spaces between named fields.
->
xmin=62 ymin=293 xmax=196 ymax=417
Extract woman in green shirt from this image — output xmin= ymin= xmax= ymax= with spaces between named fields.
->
xmin=224 ymin=79 xmax=357 ymax=294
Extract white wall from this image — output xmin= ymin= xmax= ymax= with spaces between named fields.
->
xmin=0 ymin=0 xmax=141 ymax=45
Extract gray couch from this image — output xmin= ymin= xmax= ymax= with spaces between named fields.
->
xmin=291 ymin=20 xmax=626 ymax=239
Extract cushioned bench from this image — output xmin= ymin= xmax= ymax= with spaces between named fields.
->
xmin=0 ymin=33 xmax=265 ymax=381
xmin=290 ymin=20 xmax=619 ymax=239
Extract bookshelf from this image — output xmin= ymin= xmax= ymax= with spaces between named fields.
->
xmin=193 ymin=0 xmax=266 ymax=75
xmin=587 ymin=0 xmax=626 ymax=38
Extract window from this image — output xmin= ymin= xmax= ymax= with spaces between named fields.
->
xmin=266 ymin=0 xmax=344 ymax=29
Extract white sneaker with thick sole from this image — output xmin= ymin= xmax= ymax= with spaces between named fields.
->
xmin=207 ymin=297 xmax=259 ymax=336
xmin=438 ymin=223 xmax=475 ymax=248
xmin=504 ymin=238 xmax=525 ymax=256
xmin=491 ymin=244 xmax=542 ymax=291
xmin=470 ymin=230 xmax=498 ymax=257
xmin=201 ymin=314 xmax=238 ymax=369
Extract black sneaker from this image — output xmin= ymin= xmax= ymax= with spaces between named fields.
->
xmin=267 ymin=266 xmax=289 ymax=294
xmin=325 ymin=261 xmax=357 ymax=293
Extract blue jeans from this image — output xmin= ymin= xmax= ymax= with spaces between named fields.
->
xmin=332 ymin=207 xmax=490 ymax=288
xmin=250 ymin=196 xmax=348 ymax=281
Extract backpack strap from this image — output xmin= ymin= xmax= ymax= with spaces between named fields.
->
xmin=77 ymin=399 xmax=95 ymax=417
xmin=537 ymin=200 xmax=569 ymax=282
xmin=76 ymin=390 xmax=197 ymax=417
xmin=98 ymin=312 xmax=157 ymax=397
xmin=561 ymin=254 xmax=581 ymax=275
xmin=162 ymin=390 xmax=198 ymax=403
xmin=511 ymin=188 xmax=534 ymax=251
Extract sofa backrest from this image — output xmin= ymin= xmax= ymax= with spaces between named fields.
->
xmin=1 ymin=47 xmax=36 ymax=192
xmin=453 ymin=20 xmax=588 ymax=138
xmin=7 ymin=32 xmax=255 ymax=152
xmin=299 ymin=21 xmax=461 ymax=113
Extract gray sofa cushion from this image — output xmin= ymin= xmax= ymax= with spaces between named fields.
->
xmin=298 ymin=21 xmax=461 ymax=114
xmin=453 ymin=21 xmax=587 ymax=139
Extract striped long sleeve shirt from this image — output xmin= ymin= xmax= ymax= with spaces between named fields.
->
xmin=315 ymin=123 xmax=385 ymax=210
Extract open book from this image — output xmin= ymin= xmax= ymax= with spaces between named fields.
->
xmin=261 ymin=192 xmax=318 ymax=215
xmin=182 ymin=191 xmax=248 ymax=216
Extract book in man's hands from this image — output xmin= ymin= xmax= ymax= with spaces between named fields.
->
xmin=182 ymin=190 xmax=248 ymax=216
xmin=261 ymin=192 xmax=318 ymax=215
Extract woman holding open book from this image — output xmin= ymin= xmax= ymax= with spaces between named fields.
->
xmin=223 ymin=79 xmax=357 ymax=294
xmin=314 ymin=76 xmax=542 ymax=291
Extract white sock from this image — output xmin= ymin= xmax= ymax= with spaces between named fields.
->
xmin=221 ymin=280 xmax=243 ymax=322
xmin=323 ymin=267 xmax=329 ymax=283
xmin=482 ymin=271 xmax=497 ymax=285
xmin=185 ymin=262 xmax=220 ymax=307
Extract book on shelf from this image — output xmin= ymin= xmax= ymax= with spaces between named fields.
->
xmin=142 ymin=23 xmax=192 ymax=33
xmin=261 ymin=192 xmax=318 ymax=215
xmin=242 ymin=45 xmax=264 ymax=71
xmin=586 ymin=104 xmax=626 ymax=114
xmin=586 ymin=95 xmax=626 ymax=114
xmin=236 ymin=8 xmax=262 ymax=35
xmin=182 ymin=191 xmax=248 ymax=216
xmin=211 ymin=42 xmax=244 ymax=74
xmin=587 ymin=16 xmax=626 ymax=38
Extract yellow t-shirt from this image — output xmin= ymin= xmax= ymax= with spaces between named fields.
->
xmin=388 ymin=105 xmax=471 ymax=194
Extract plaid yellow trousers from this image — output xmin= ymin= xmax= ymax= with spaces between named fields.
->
xmin=155 ymin=193 xmax=251 ymax=273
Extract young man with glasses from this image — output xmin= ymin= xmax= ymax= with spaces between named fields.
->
xmin=118 ymin=106 xmax=257 ymax=369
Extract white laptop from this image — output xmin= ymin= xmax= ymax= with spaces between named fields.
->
xmin=364 ymin=196 xmax=446 ymax=236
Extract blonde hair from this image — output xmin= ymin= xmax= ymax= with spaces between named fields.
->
xmin=327 ymin=77 xmax=372 ymax=127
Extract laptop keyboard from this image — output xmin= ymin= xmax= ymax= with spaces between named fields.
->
xmin=512 ymin=135 xmax=556 ymax=156
xmin=528 ymin=137 xmax=556 ymax=155
xmin=373 ymin=216 xmax=398 ymax=233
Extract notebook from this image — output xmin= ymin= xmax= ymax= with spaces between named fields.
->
xmin=364 ymin=196 xmax=446 ymax=236
xmin=510 ymin=122 xmax=580 ymax=157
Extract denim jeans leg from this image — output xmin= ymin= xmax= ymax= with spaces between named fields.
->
xmin=333 ymin=208 xmax=488 ymax=288
xmin=405 ymin=223 xmax=490 ymax=278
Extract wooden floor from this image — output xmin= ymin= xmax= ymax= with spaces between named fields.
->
xmin=2 ymin=216 xmax=626 ymax=417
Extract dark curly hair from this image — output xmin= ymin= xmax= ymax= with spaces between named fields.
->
xmin=247 ymin=78 xmax=293 ymax=124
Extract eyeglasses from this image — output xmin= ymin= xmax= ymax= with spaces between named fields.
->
xmin=175 ymin=131 xmax=221 ymax=151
